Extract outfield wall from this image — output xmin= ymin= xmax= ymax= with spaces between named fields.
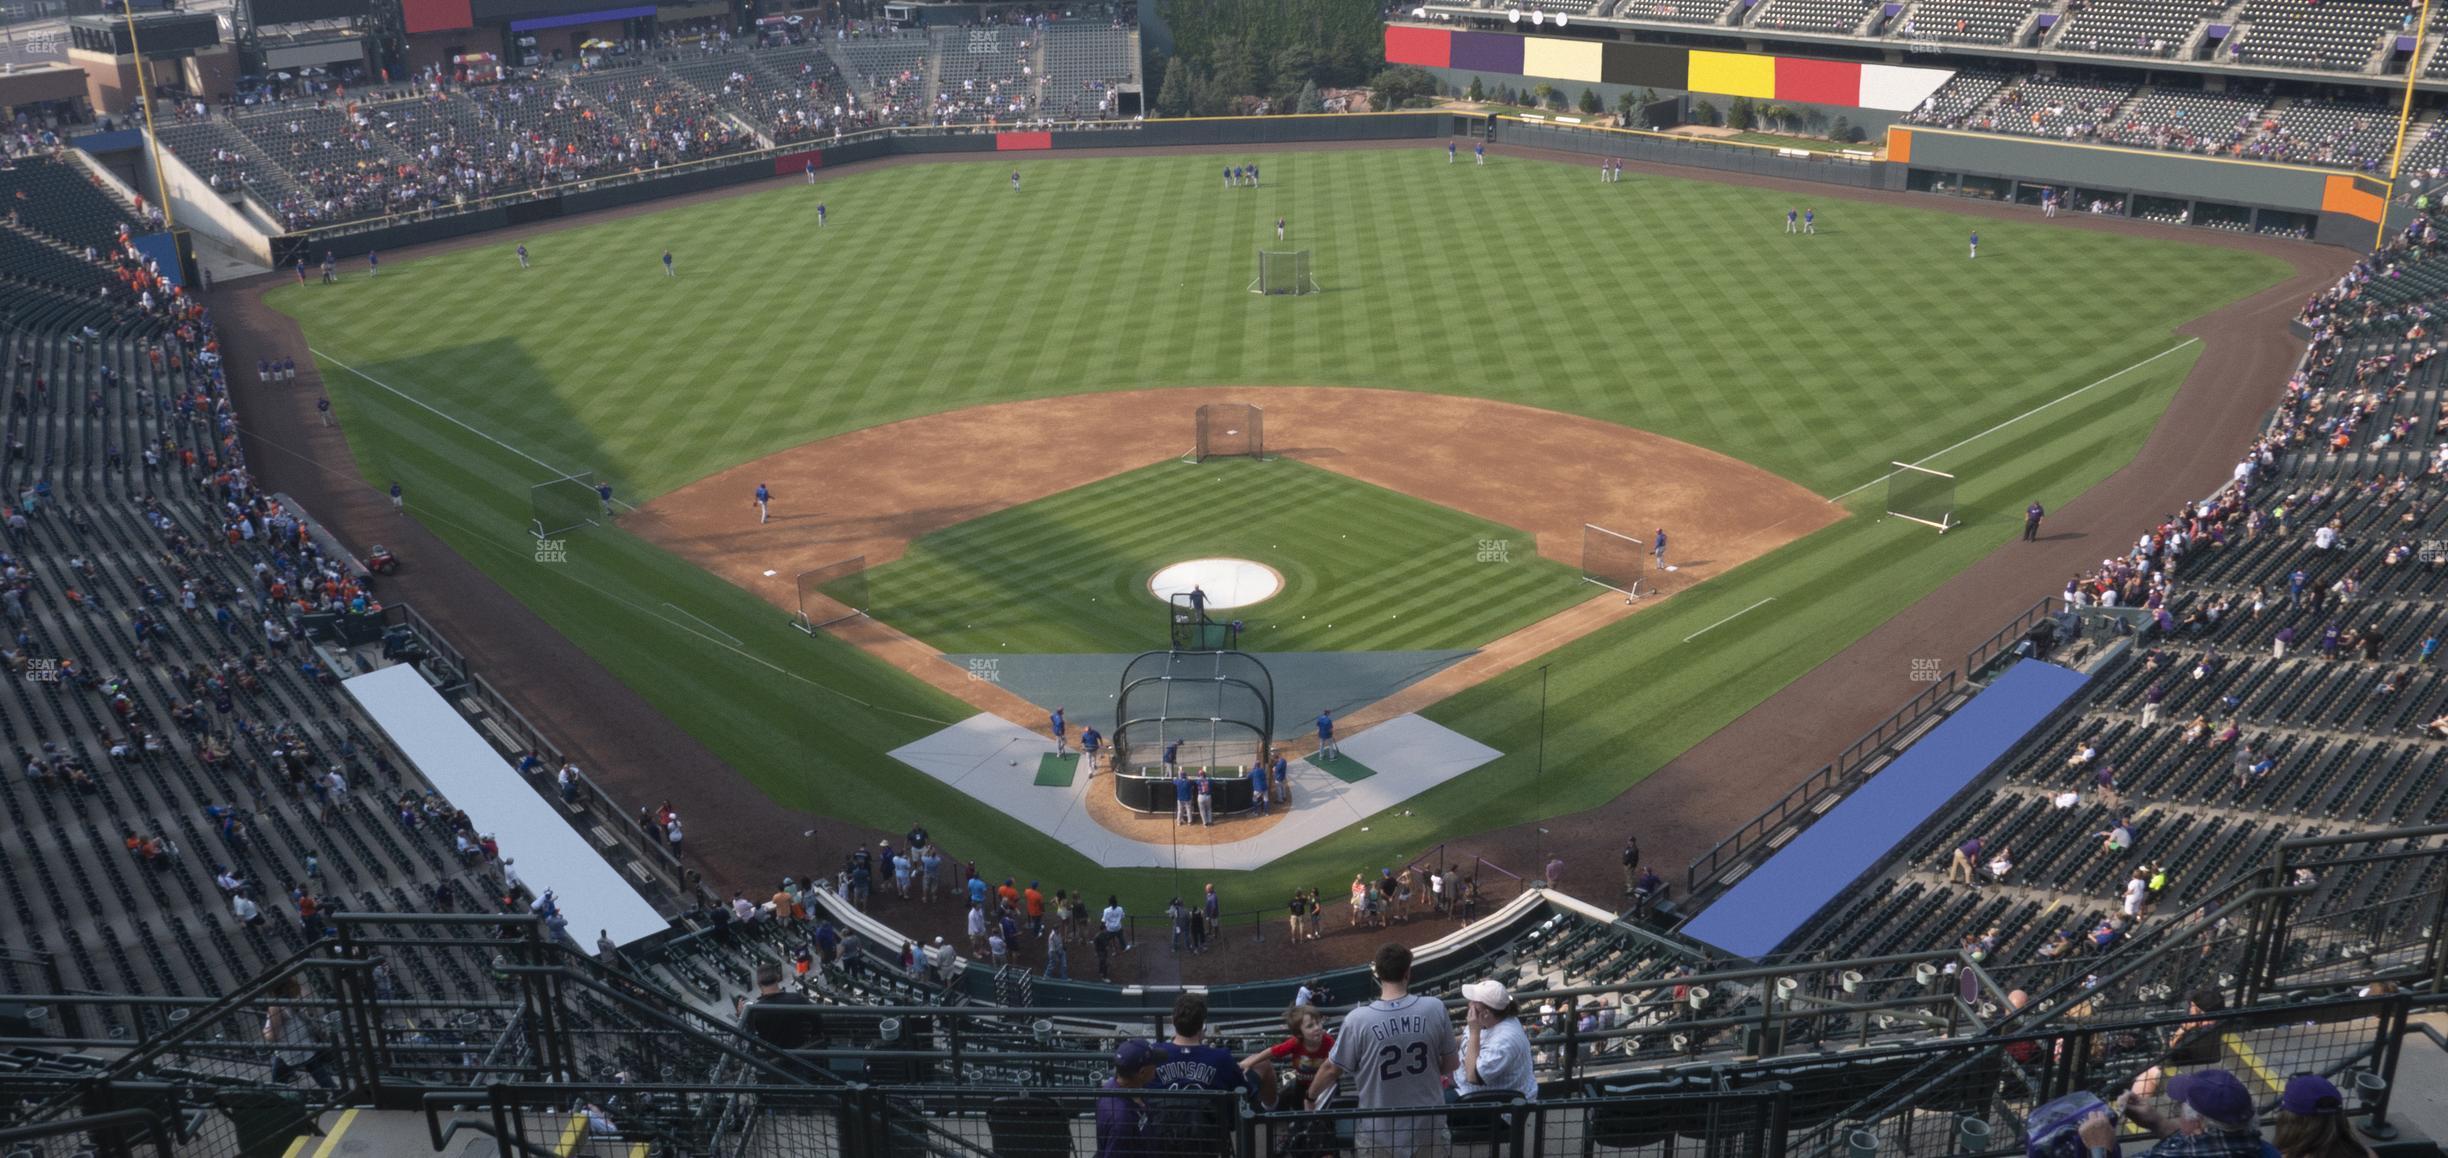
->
xmin=1890 ymin=127 xmax=2385 ymax=248
xmin=250 ymin=109 xmax=2382 ymax=265
xmin=1493 ymin=116 xmax=1888 ymax=188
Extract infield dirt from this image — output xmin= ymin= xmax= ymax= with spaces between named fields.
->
xmin=629 ymin=386 xmax=1844 ymax=734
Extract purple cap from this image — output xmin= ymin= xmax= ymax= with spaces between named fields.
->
xmin=2167 ymin=1069 xmax=2254 ymax=1127
xmin=1114 ymin=1039 xmax=1157 ymax=1073
xmin=2280 ymin=1074 xmax=2344 ymax=1115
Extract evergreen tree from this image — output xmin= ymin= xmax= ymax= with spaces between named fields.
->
xmin=1157 ymin=59 xmax=1194 ymax=117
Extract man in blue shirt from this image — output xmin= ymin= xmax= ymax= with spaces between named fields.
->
xmin=1315 ymin=711 xmax=1336 ymax=761
xmin=1162 ymin=739 xmax=1182 ymax=776
xmin=1172 ymin=771 xmax=1193 ymax=825
xmin=753 ymin=483 xmax=770 ymax=524
xmin=1080 ymin=726 xmax=1102 ymax=774
xmin=1250 ymin=760 xmax=1269 ymax=815
xmin=1968 ymin=230 xmax=1979 ymax=259
xmin=516 ymin=243 xmax=529 ymax=269
xmin=1050 ymin=707 xmax=1068 ymax=756
xmin=1652 ymin=528 xmax=1669 ymax=569
xmin=1272 ymin=753 xmax=1289 ymax=807
xmin=2024 ymin=501 xmax=2045 ymax=542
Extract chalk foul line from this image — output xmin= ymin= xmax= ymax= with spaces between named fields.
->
xmin=1685 ymin=598 xmax=1775 ymax=643
xmin=1830 ymin=338 xmax=2202 ymax=504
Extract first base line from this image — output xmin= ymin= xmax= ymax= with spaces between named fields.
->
xmin=1830 ymin=338 xmax=2200 ymax=504
xmin=1685 ymin=598 xmax=1775 ymax=644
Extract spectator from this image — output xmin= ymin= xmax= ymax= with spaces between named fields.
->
xmin=1306 ymin=943 xmax=1459 ymax=1156
xmin=2274 ymin=1074 xmax=2377 ymax=1158
xmin=1457 ymin=978 xmax=1538 ymax=1101
xmin=1949 ymin=836 xmax=1984 ymax=884
xmin=740 ymin=962 xmax=813 ymax=1050
xmin=1096 ymin=1040 xmax=1162 ymax=1158
xmin=1241 ymin=1004 xmax=1335 ymax=1110
xmin=1151 ymin=994 xmax=1241 ymax=1141
xmin=2079 ymin=1069 xmax=2267 ymax=1158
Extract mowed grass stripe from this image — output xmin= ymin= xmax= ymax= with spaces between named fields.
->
xmin=861 ymin=459 xmax=1590 ymax=654
xmin=278 ymin=149 xmax=2274 ymax=914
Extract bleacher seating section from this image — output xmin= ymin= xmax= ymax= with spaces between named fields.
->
xmin=2099 ymin=87 xmax=2270 ymax=154
xmin=0 ymin=155 xmax=676 ymax=1030
xmin=2051 ymin=0 xmax=2222 ymax=58
xmin=1903 ymin=68 xmax=2012 ymax=124
xmin=1751 ymin=0 xmax=1876 ymax=34
xmin=1961 ymin=76 xmax=2134 ymax=139
xmin=147 ymin=25 xmax=1137 ymax=230
xmin=1896 ymin=0 xmax=2043 ymax=45
xmin=2233 ymin=0 xmax=2407 ymax=72
xmin=1603 ymin=0 xmax=1738 ymax=24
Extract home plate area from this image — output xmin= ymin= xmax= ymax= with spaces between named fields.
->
xmin=887 ymin=712 xmax=1502 ymax=871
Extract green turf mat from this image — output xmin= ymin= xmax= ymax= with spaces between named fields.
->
xmin=1313 ymin=753 xmax=1377 ymax=784
xmin=1034 ymin=753 xmax=1080 ymax=787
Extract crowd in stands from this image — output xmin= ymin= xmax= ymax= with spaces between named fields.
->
xmin=144 ymin=17 xmax=1137 ymax=232
xmin=0 ymin=153 xmax=638 ymax=1024
xmin=1906 ymin=70 xmax=2427 ymax=174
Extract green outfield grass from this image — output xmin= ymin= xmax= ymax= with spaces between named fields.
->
xmin=860 ymin=457 xmax=1592 ymax=654
xmin=270 ymin=146 xmax=2290 ymax=917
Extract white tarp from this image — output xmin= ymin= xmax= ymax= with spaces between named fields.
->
xmin=343 ymin=663 xmax=666 ymax=952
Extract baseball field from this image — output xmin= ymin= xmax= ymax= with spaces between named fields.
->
xmin=268 ymin=145 xmax=2290 ymax=914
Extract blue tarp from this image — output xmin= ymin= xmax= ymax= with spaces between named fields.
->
xmin=509 ymin=5 xmax=652 ymax=31
xmin=1681 ymin=659 xmax=2091 ymax=960
xmin=130 ymin=232 xmax=182 ymax=289
xmin=71 ymin=130 xmax=146 ymax=154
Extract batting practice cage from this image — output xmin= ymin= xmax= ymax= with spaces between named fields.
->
xmin=1110 ymin=649 xmax=1276 ymax=815
xmin=529 ymin=471 xmax=601 ymax=540
xmin=791 ymin=555 xmax=870 ymax=632
xmin=1191 ymin=403 xmax=1266 ymax=464
xmin=1249 ymin=249 xmax=1320 ymax=296
xmin=1886 ymin=463 xmax=1959 ymax=533
xmin=1580 ymin=522 xmax=1650 ymax=600
xmin=1168 ymin=591 xmax=1242 ymax=650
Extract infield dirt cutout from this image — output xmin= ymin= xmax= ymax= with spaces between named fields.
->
xmin=636 ymin=387 xmax=1842 ymax=748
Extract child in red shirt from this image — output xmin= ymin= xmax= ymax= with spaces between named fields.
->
xmin=1240 ymin=1004 xmax=1335 ymax=1109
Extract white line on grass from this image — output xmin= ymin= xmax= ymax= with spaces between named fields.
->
xmin=659 ymin=602 xmax=743 ymax=647
xmin=1684 ymin=598 xmax=1775 ymax=643
xmin=399 ymin=490 xmax=962 ymax=727
xmin=308 ymin=348 xmax=645 ymax=514
xmin=1829 ymin=338 xmax=2201 ymax=504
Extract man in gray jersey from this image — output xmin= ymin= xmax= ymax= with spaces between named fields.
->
xmin=1306 ymin=942 xmax=1458 ymax=1156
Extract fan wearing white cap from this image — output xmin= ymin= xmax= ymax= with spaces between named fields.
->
xmin=1457 ymin=979 xmax=1538 ymax=1101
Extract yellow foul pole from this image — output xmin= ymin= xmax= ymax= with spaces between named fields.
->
xmin=2383 ymin=0 xmax=2437 ymax=249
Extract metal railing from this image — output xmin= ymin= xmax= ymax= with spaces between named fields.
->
xmin=1966 ymin=595 xmax=2061 ymax=676
xmin=1 ymin=900 xmax=2439 ymax=1155
xmin=1685 ymin=669 xmax=1960 ymax=897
